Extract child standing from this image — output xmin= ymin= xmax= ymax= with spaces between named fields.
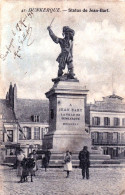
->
xmin=64 ymin=151 xmax=72 ymax=178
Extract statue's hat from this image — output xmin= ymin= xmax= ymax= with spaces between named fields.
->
xmin=63 ymin=26 xmax=75 ymax=36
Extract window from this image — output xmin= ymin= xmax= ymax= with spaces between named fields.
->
xmin=122 ymin=118 xmax=125 ymax=126
xmin=34 ymin=127 xmax=40 ymax=140
xmin=19 ymin=127 xmax=31 ymax=140
xmin=92 ymin=117 xmax=100 ymax=126
xmin=7 ymin=130 xmax=13 ymax=142
xmin=102 ymin=132 xmax=108 ymax=144
xmin=107 ymin=133 xmax=113 ymax=144
xmin=42 ymin=127 xmax=49 ymax=139
xmin=104 ymin=117 xmax=110 ymax=126
xmin=121 ymin=133 xmax=125 ymax=143
xmin=114 ymin=118 xmax=120 ymax=126
xmin=112 ymin=132 xmax=118 ymax=143
xmin=44 ymin=127 xmax=49 ymax=135
xmin=31 ymin=115 xmax=40 ymax=122
xmin=98 ymin=132 xmax=103 ymax=144
xmin=91 ymin=132 xmax=99 ymax=144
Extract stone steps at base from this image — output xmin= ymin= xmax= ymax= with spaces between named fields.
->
xmin=88 ymin=164 xmax=125 ymax=168
xmin=1 ymin=163 xmax=125 ymax=168
xmin=119 ymin=159 xmax=125 ymax=163
xmin=49 ymin=159 xmax=120 ymax=165
xmin=50 ymin=159 xmax=120 ymax=164
xmin=90 ymin=155 xmax=111 ymax=160
xmin=50 ymin=154 xmax=111 ymax=160
xmin=48 ymin=164 xmax=124 ymax=168
xmin=48 ymin=151 xmax=112 ymax=167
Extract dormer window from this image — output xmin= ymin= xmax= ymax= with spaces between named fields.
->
xmin=31 ymin=115 xmax=40 ymax=122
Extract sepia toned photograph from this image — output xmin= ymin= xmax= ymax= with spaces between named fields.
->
xmin=0 ymin=0 xmax=125 ymax=194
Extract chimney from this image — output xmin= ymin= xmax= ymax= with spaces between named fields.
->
xmin=6 ymin=92 xmax=9 ymax=100
xmin=13 ymin=83 xmax=17 ymax=112
xmin=9 ymin=82 xmax=13 ymax=107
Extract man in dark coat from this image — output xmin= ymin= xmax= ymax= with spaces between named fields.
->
xmin=79 ymin=146 xmax=90 ymax=179
xmin=46 ymin=150 xmax=51 ymax=164
xmin=27 ymin=155 xmax=35 ymax=182
xmin=42 ymin=154 xmax=48 ymax=172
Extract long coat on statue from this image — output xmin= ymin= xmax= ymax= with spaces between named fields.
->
xmin=48 ymin=28 xmax=74 ymax=70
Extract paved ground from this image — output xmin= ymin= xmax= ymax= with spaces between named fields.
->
xmin=0 ymin=166 xmax=125 ymax=195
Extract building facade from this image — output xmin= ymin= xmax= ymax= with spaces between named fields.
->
xmin=1 ymin=83 xmax=125 ymax=163
xmin=0 ymin=83 xmax=49 ymax=162
xmin=0 ymin=98 xmax=19 ymax=163
xmin=89 ymin=94 xmax=125 ymax=158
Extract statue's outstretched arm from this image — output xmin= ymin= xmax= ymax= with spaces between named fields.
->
xmin=47 ymin=26 xmax=59 ymax=44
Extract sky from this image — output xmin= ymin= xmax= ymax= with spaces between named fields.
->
xmin=0 ymin=0 xmax=125 ymax=103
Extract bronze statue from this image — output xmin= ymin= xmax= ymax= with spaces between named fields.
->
xmin=47 ymin=25 xmax=75 ymax=79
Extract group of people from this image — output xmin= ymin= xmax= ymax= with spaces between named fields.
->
xmin=16 ymin=146 xmax=90 ymax=182
xmin=16 ymin=149 xmax=51 ymax=183
xmin=64 ymin=146 xmax=90 ymax=179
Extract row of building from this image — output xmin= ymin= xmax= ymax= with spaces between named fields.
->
xmin=0 ymin=83 xmax=49 ymax=162
xmin=87 ymin=95 xmax=125 ymax=158
xmin=0 ymin=83 xmax=125 ymax=163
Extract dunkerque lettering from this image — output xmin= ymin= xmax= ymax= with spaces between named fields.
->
xmin=61 ymin=117 xmax=80 ymax=120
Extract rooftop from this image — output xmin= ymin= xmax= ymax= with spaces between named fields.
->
xmin=89 ymin=94 xmax=125 ymax=112
xmin=15 ymin=99 xmax=49 ymax=123
xmin=0 ymin=100 xmax=16 ymax=121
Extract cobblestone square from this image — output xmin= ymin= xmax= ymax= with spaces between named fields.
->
xmin=0 ymin=166 xmax=125 ymax=195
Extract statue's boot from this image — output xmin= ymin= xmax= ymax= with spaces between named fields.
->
xmin=58 ymin=69 xmax=63 ymax=77
xmin=68 ymin=68 xmax=75 ymax=79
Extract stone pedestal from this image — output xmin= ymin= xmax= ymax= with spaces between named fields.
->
xmin=43 ymin=80 xmax=91 ymax=152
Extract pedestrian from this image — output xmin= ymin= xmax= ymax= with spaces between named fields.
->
xmin=79 ymin=146 xmax=90 ymax=179
xmin=32 ymin=150 xmax=38 ymax=171
xmin=17 ymin=149 xmax=25 ymax=177
xmin=64 ymin=150 xmax=72 ymax=178
xmin=46 ymin=149 xmax=51 ymax=164
xmin=18 ymin=157 xmax=28 ymax=183
xmin=42 ymin=154 xmax=48 ymax=172
xmin=27 ymin=154 xmax=36 ymax=182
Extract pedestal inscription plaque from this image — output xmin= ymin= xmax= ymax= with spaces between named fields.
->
xmin=43 ymin=80 xmax=91 ymax=152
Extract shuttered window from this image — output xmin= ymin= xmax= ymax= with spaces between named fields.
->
xmin=92 ymin=117 xmax=100 ymax=126
xmin=102 ymin=132 xmax=108 ymax=144
xmin=104 ymin=117 xmax=110 ymax=126
xmin=91 ymin=132 xmax=99 ymax=144
xmin=19 ymin=127 xmax=31 ymax=140
xmin=34 ymin=127 xmax=40 ymax=140
xmin=114 ymin=118 xmax=120 ymax=126
xmin=7 ymin=130 xmax=13 ymax=142
xmin=122 ymin=118 xmax=125 ymax=126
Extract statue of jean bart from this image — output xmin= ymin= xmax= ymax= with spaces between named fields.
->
xmin=47 ymin=25 xmax=75 ymax=81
